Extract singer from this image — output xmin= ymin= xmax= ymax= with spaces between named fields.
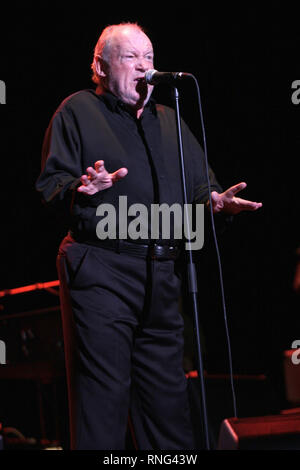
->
xmin=36 ymin=22 xmax=262 ymax=450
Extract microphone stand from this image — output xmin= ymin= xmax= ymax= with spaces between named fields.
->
xmin=173 ymin=86 xmax=210 ymax=450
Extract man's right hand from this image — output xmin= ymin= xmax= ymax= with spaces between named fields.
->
xmin=77 ymin=160 xmax=128 ymax=195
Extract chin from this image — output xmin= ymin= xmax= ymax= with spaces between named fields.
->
xmin=126 ymin=95 xmax=148 ymax=109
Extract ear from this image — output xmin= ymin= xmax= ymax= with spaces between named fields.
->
xmin=95 ymin=56 xmax=108 ymax=78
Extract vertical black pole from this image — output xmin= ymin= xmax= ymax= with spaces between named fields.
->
xmin=173 ymin=87 xmax=210 ymax=450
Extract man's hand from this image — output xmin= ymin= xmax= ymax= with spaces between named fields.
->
xmin=77 ymin=160 xmax=128 ymax=195
xmin=210 ymin=182 xmax=262 ymax=215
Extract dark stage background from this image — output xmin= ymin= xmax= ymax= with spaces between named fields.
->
xmin=0 ymin=3 xmax=299 ymax=447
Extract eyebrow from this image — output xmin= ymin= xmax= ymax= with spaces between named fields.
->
xmin=122 ymin=48 xmax=154 ymax=56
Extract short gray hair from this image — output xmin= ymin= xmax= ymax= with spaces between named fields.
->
xmin=91 ymin=22 xmax=145 ymax=85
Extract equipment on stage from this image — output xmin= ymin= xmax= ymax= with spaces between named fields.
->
xmin=0 ymin=281 xmax=66 ymax=449
xmin=218 ymin=411 xmax=300 ymax=450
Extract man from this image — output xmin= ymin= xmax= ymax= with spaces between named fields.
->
xmin=36 ymin=22 xmax=262 ymax=450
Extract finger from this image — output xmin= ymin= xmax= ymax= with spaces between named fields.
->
xmin=250 ymin=202 xmax=263 ymax=211
xmin=86 ymin=167 xmax=98 ymax=179
xmin=226 ymin=182 xmax=247 ymax=196
xmin=95 ymin=160 xmax=105 ymax=172
xmin=111 ymin=167 xmax=128 ymax=183
xmin=77 ymin=185 xmax=86 ymax=193
xmin=77 ymin=182 xmax=92 ymax=193
xmin=234 ymin=198 xmax=262 ymax=211
xmin=243 ymin=202 xmax=262 ymax=211
xmin=77 ymin=184 xmax=97 ymax=195
xmin=80 ymin=175 xmax=90 ymax=186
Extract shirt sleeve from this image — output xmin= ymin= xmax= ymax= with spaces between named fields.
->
xmin=35 ymin=105 xmax=104 ymax=213
xmin=36 ymin=107 xmax=82 ymax=203
xmin=181 ymin=119 xmax=222 ymax=204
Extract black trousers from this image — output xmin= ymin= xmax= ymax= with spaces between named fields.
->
xmin=57 ymin=234 xmax=195 ymax=450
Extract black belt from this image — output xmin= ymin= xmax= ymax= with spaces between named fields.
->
xmin=82 ymin=239 xmax=181 ymax=260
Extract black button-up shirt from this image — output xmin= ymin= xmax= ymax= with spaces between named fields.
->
xmin=36 ymin=89 xmax=221 ymax=244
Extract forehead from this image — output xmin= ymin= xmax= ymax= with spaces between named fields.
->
xmin=110 ymin=27 xmax=153 ymax=52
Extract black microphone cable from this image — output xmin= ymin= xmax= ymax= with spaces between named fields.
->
xmin=187 ymin=73 xmax=238 ymax=419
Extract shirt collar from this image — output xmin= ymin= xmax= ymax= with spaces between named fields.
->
xmin=95 ymin=90 xmax=157 ymax=118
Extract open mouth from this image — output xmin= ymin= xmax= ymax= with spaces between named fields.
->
xmin=134 ymin=77 xmax=146 ymax=83
xmin=134 ymin=77 xmax=147 ymax=89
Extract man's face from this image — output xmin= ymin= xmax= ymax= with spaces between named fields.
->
xmin=101 ymin=27 xmax=154 ymax=113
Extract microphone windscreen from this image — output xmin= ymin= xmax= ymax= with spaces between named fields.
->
xmin=145 ymin=69 xmax=157 ymax=84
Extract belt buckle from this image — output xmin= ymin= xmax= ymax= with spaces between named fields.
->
xmin=150 ymin=244 xmax=171 ymax=261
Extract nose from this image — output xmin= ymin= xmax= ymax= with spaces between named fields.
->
xmin=136 ymin=57 xmax=150 ymax=72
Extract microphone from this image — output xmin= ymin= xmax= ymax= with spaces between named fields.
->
xmin=145 ymin=69 xmax=192 ymax=85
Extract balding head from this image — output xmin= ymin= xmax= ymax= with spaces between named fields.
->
xmin=91 ymin=23 xmax=149 ymax=85
xmin=91 ymin=22 xmax=154 ymax=118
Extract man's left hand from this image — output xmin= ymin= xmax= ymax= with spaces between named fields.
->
xmin=210 ymin=182 xmax=262 ymax=215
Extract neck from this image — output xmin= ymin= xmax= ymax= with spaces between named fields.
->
xmin=96 ymin=85 xmax=145 ymax=119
